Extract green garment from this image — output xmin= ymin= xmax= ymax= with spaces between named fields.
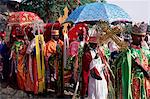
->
xmin=11 ymin=41 xmax=24 ymax=73
xmin=114 ymin=46 xmax=150 ymax=99
xmin=103 ymin=45 xmax=111 ymax=60
xmin=11 ymin=41 xmax=24 ymax=52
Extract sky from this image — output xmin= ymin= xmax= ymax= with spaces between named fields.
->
xmin=1 ymin=0 xmax=22 ymax=2
xmin=106 ymin=0 xmax=150 ymax=23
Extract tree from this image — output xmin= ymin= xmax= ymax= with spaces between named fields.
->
xmin=19 ymin=0 xmax=95 ymax=22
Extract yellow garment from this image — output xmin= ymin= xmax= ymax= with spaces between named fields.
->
xmin=35 ymin=34 xmax=45 ymax=92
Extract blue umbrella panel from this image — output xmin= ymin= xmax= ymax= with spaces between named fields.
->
xmin=66 ymin=2 xmax=131 ymax=23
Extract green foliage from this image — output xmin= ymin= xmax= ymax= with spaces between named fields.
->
xmin=19 ymin=0 xmax=95 ymax=22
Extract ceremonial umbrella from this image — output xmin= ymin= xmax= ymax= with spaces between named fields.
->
xmin=7 ymin=11 xmax=43 ymax=26
xmin=7 ymin=11 xmax=44 ymax=37
xmin=66 ymin=2 xmax=131 ymax=23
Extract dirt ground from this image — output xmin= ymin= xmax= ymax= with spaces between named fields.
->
xmin=0 ymin=82 xmax=76 ymax=99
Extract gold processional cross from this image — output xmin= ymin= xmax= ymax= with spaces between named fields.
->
xmin=96 ymin=21 xmax=128 ymax=51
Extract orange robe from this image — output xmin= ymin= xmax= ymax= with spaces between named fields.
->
xmin=44 ymin=39 xmax=63 ymax=58
xmin=44 ymin=39 xmax=63 ymax=80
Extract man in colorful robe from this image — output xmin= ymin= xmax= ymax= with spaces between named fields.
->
xmin=44 ymin=29 xmax=63 ymax=95
xmin=9 ymin=35 xmax=26 ymax=90
xmin=68 ymin=27 xmax=87 ymax=83
xmin=115 ymin=22 xmax=150 ymax=99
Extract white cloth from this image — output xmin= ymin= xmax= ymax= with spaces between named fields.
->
xmin=142 ymin=41 xmax=149 ymax=49
xmin=26 ymin=38 xmax=35 ymax=54
xmin=88 ymin=50 xmax=108 ymax=99
xmin=26 ymin=38 xmax=35 ymax=82
xmin=108 ymin=41 xmax=118 ymax=52
xmin=63 ymin=34 xmax=69 ymax=68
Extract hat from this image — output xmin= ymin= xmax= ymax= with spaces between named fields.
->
xmin=147 ymin=25 xmax=150 ymax=34
xmin=132 ymin=22 xmax=147 ymax=35
xmin=76 ymin=28 xmax=83 ymax=36
xmin=88 ymin=37 xmax=97 ymax=43
xmin=51 ymin=30 xmax=59 ymax=35
xmin=88 ymin=25 xmax=98 ymax=43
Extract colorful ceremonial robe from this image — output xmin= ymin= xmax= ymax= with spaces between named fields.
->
xmin=44 ymin=38 xmax=64 ymax=94
xmin=26 ymin=35 xmax=45 ymax=93
xmin=26 ymin=38 xmax=38 ymax=94
xmin=115 ymin=44 xmax=150 ymax=99
xmin=68 ymin=41 xmax=84 ymax=82
xmin=44 ymin=39 xmax=63 ymax=59
xmin=68 ymin=41 xmax=79 ymax=82
xmin=10 ymin=41 xmax=26 ymax=90
xmin=44 ymin=38 xmax=63 ymax=68
xmin=44 ymin=39 xmax=63 ymax=82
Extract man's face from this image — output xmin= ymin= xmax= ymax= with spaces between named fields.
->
xmin=52 ymin=35 xmax=59 ymax=41
xmin=78 ymin=34 xmax=83 ymax=41
xmin=131 ymin=34 xmax=146 ymax=46
xmin=89 ymin=43 xmax=97 ymax=49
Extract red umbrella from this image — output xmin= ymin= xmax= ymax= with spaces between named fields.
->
xmin=8 ymin=11 xmax=43 ymax=26
xmin=8 ymin=11 xmax=44 ymax=37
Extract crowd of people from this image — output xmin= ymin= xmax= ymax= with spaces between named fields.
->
xmin=0 ymin=21 xmax=150 ymax=99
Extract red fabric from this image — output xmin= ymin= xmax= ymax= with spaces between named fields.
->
xmin=132 ymin=78 xmax=140 ymax=99
xmin=88 ymin=37 xmax=97 ymax=43
xmin=44 ymin=22 xmax=61 ymax=30
xmin=68 ymin=23 xmax=88 ymax=42
xmin=44 ymin=22 xmax=61 ymax=43
xmin=8 ymin=11 xmax=43 ymax=26
xmin=68 ymin=41 xmax=80 ymax=81
xmin=145 ymin=78 xmax=150 ymax=97
xmin=92 ymin=67 xmax=100 ymax=76
xmin=33 ymin=56 xmax=38 ymax=94
xmin=11 ymin=25 xmax=29 ymax=37
xmin=68 ymin=41 xmax=80 ymax=57
xmin=98 ymin=48 xmax=110 ymax=83
xmin=0 ymin=31 xmax=6 ymax=37
xmin=81 ymin=51 xmax=92 ymax=96
xmin=11 ymin=25 xmax=21 ymax=36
